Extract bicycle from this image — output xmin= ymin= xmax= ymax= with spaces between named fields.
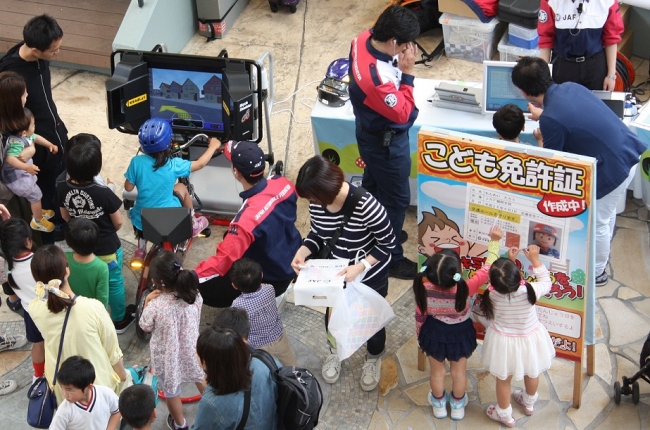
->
xmin=122 ymin=133 xmax=215 ymax=343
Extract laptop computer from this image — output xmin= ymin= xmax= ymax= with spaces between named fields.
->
xmin=435 ymin=82 xmax=482 ymax=106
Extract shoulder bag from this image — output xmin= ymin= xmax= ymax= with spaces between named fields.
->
xmin=27 ymin=303 xmax=73 ymax=428
xmin=315 ymin=185 xmax=366 ymax=259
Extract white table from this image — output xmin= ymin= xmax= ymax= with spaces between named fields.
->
xmin=311 ymin=78 xmax=540 ymax=205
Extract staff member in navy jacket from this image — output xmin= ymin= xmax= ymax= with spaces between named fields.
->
xmin=537 ymin=0 xmax=623 ymax=91
xmin=193 ymin=141 xmax=301 ymax=307
xmin=512 ymin=56 xmax=644 ymax=286
xmin=348 ymin=5 xmax=419 ymax=280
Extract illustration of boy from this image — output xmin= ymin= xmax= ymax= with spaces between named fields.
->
xmin=531 ymin=223 xmax=560 ymax=258
xmin=417 ymin=207 xmax=487 ymax=258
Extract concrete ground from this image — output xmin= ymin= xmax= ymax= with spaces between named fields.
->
xmin=2 ymin=0 xmax=650 ymax=428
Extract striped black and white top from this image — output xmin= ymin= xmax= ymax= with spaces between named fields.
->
xmin=303 ymin=185 xmax=396 ymax=289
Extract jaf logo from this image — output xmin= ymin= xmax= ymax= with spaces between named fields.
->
xmin=126 ymin=94 xmax=147 ymax=107
xmin=384 ymin=93 xmax=398 ymax=108
xmin=539 ymin=10 xmax=548 ymax=23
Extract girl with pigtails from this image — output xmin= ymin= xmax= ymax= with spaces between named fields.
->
xmin=139 ymin=250 xmax=205 ymax=430
xmin=413 ymin=225 xmax=503 ymax=421
xmin=482 ymin=244 xmax=555 ymax=428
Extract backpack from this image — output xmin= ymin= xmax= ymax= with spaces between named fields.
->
xmin=126 ymin=365 xmax=160 ymax=406
xmin=253 ymin=349 xmax=323 ymax=430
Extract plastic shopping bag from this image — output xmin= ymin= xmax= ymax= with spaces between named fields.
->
xmin=328 ymin=280 xmax=395 ymax=361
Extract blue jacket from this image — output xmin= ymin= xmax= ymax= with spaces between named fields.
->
xmin=192 ymin=358 xmax=278 ymax=430
xmin=540 ymin=83 xmax=645 ymax=199
xmin=348 ymin=29 xmax=419 ymax=134
xmin=194 ymin=176 xmax=301 ymax=283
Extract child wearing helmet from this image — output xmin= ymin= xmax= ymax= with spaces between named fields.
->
xmin=531 ymin=223 xmax=559 ymax=259
xmin=124 ymin=119 xmax=221 ymax=265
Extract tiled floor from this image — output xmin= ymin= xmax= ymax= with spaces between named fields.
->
xmin=1 ymin=0 xmax=650 ymax=428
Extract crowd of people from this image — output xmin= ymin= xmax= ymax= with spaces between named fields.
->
xmin=0 ymin=2 xmax=644 ymax=429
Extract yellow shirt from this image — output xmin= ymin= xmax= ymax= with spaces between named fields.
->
xmin=28 ymin=296 xmax=123 ymax=404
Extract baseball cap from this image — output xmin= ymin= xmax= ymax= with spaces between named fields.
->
xmin=224 ymin=141 xmax=265 ymax=177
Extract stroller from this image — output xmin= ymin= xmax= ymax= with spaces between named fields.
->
xmin=614 ymin=332 xmax=650 ymax=404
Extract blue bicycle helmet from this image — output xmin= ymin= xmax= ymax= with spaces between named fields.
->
xmin=318 ymin=58 xmax=350 ymax=107
xmin=138 ymin=118 xmax=172 ymax=154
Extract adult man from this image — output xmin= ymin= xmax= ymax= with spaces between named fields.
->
xmin=348 ymin=5 xmax=420 ymax=280
xmin=0 ymin=15 xmax=67 ymax=243
xmin=193 ymin=141 xmax=301 ymax=307
xmin=512 ymin=56 xmax=645 ymax=286
xmin=538 ymin=0 xmax=623 ymax=91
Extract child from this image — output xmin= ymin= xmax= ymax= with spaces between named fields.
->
xmin=140 ymin=250 xmax=205 ymax=430
xmin=124 ymin=118 xmax=221 ymax=265
xmin=531 ymin=223 xmax=560 ymax=258
xmin=50 ymin=355 xmax=121 ymax=430
xmin=55 ymin=132 xmax=116 ymax=193
xmin=413 ymin=225 xmax=503 ymax=420
xmin=1 ymin=108 xmax=58 ymax=232
xmin=0 ymin=218 xmax=45 ymax=382
xmin=481 ymin=245 xmax=555 ymax=427
xmin=492 ymin=104 xmax=525 ymax=143
xmin=56 ymin=134 xmax=134 ymax=333
xmin=231 ymin=258 xmax=297 ymax=366
xmin=64 ymin=217 xmax=109 ymax=307
xmin=119 ymin=385 xmax=157 ymax=430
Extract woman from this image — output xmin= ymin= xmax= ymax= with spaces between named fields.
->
xmin=0 ymin=71 xmax=40 ymax=244
xmin=27 ymin=245 xmax=127 ymax=404
xmin=291 ymin=155 xmax=396 ymax=392
xmin=194 ymin=327 xmax=278 ymax=430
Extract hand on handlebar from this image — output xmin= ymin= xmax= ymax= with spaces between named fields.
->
xmin=208 ymin=137 xmax=222 ymax=152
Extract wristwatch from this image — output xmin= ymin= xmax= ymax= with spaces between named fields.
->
xmin=361 ymin=259 xmax=372 ymax=271
xmin=606 ymin=74 xmax=617 ymax=80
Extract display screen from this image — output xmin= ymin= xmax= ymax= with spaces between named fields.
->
xmin=149 ymin=68 xmax=225 ymax=132
xmin=483 ymin=64 xmax=528 ymax=113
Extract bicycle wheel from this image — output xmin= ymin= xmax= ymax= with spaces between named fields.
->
xmin=135 ymin=284 xmax=153 ymax=342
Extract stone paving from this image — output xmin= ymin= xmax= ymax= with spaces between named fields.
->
xmin=1 ymin=0 xmax=650 ymax=428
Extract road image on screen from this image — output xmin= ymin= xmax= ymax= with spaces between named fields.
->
xmin=485 ymin=66 xmax=528 ymax=113
xmin=149 ymin=68 xmax=225 ymax=132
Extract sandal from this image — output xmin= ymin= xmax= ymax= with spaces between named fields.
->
xmin=513 ymin=389 xmax=535 ymax=416
xmin=486 ymin=405 xmax=516 ymax=428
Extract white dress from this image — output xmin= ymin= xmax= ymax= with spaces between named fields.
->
xmin=482 ymin=265 xmax=556 ymax=380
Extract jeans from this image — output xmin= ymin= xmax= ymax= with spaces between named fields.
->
xmin=356 ymin=124 xmax=411 ymax=262
xmin=594 ymin=166 xmax=636 ymax=275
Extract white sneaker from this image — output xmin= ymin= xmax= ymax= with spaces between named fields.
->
xmin=360 ymin=356 xmax=381 ymax=391
xmin=0 ymin=380 xmax=16 ymax=396
xmin=322 ymin=353 xmax=341 ymax=384
xmin=428 ymin=390 xmax=448 ymax=419
xmin=0 ymin=334 xmax=27 ymax=352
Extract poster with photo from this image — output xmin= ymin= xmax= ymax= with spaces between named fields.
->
xmin=417 ymin=127 xmax=596 ymax=362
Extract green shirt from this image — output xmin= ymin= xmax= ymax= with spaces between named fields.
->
xmin=65 ymin=251 xmax=109 ymax=308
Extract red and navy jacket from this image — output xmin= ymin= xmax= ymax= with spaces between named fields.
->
xmin=538 ymin=0 xmax=623 ymax=58
xmin=194 ymin=176 xmax=301 ymax=283
xmin=348 ymin=29 xmax=419 ymax=133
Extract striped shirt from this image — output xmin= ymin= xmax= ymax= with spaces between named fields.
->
xmin=488 ymin=265 xmax=552 ymax=337
xmin=232 ymin=283 xmax=284 ymax=348
xmin=303 ymin=185 xmax=395 ymax=289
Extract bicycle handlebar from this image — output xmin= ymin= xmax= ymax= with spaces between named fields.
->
xmin=176 ymin=133 xmax=210 ymax=151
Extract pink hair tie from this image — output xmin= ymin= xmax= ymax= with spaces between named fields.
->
xmin=520 ymin=279 xmax=526 ymax=286
xmin=487 ymin=286 xmax=494 ymax=292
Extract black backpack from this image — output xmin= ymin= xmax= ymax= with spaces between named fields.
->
xmin=253 ymin=349 xmax=323 ymax=430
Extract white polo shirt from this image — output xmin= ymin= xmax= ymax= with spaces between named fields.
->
xmin=49 ymin=385 xmax=119 ymax=430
